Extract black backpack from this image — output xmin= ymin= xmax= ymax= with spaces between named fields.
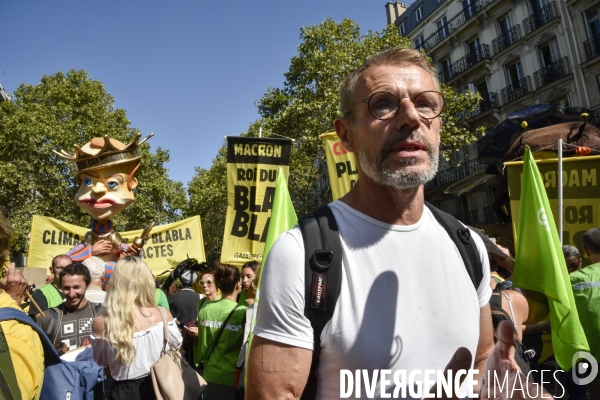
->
xmin=298 ymin=203 xmax=484 ymax=400
xmin=490 ymin=284 xmax=531 ymax=374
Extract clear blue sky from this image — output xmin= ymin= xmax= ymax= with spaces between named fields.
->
xmin=2 ymin=1 xmax=391 ymax=187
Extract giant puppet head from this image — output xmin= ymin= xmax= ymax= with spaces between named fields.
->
xmin=53 ymin=133 xmax=153 ymax=222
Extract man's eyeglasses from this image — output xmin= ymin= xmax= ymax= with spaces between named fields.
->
xmin=348 ymin=91 xmax=446 ymax=121
xmin=199 ymin=280 xmax=214 ymax=286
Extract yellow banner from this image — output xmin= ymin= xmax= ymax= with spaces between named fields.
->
xmin=221 ymin=137 xmax=292 ymax=266
xmin=321 ymin=132 xmax=358 ymax=200
xmin=27 ymin=215 xmax=206 ymax=274
xmin=506 ymin=155 xmax=600 ymax=266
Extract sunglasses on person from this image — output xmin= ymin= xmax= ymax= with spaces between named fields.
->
xmin=199 ymin=280 xmax=214 ymax=286
xmin=347 ymin=90 xmax=446 ymax=121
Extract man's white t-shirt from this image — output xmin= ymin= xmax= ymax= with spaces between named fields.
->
xmin=254 ymin=201 xmax=491 ymax=399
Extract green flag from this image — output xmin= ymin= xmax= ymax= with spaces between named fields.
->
xmin=246 ymin=167 xmax=298 ymax=372
xmin=513 ymin=146 xmax=589 ymax=370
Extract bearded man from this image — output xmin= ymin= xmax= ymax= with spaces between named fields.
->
xmin=247 ymin=48 xmax=545 ymax=400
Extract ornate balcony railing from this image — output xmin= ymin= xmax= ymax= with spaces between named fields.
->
xmin=446 ymin=0 xmax=494 ymax=35
xmin=451 ymin=44 xmax=491 ymax=77
xmin=523 ymin=2 xmax=558 ymax=36
xmin=424 ymin=25 xmax=449 ymax=51
xmin=460 ymin=92 xmax=499 ymax=121
xmin=501 ymin=76 xmax=532 ymax=104
xmin=421 ymin=0 xmax=494 ymax=51
xmin=426 ymin=158 xmax=487 ymax=188
xmin=492 ymin=25 xmax=522 ymax=54
xmin=438 ymin=69 xmax=454 ymax=84
xmin=588 ymin=105 xmax=600 ymax=128
xmin=584 ymin=34 xmax=600 ymax=61
xmin=533 ymin=57 xmax=570 ymax=89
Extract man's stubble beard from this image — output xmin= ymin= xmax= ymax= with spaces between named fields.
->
xmin=357 ymin=130 xmax=440 ymax=190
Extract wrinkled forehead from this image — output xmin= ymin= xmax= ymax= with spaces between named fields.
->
xmin=355 ymin=63 xmax=439 ymax=97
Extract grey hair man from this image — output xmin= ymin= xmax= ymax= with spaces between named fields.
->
xmin=82 ymin=256 xmax=106 ymax=303
xmin=247 ymin=48 xmax=536 ymax=399
xmin=562 ymin=245 xmax=582 ymax=274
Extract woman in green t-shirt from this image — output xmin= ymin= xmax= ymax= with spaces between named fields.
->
xmin=194 ymin=263 xmax=247 ymax=400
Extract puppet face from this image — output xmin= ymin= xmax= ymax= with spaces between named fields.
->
xmin=76 ymin=163 xmax=138 ymax=221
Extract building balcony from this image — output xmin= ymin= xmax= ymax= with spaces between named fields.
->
xmin=426 ymin=158 xmax=487 ymax=189
xmin=533 ymin=57 xmax=570 ymax=89
xmin=423 ymin=0 xmax=494 ymax=52
xmin=424 ymin=25 xmax=449 ymax=52
xmin=522 ymin=2 xmax=558 ymax=36
xmin=500 ymin=76 xmax=532 ymax=104
xmin=460 ymin=92 xmax=499 ymax=121
xmin=451 ymin=44 xmax=491 ymax=78
xmin=457 ymin=93 xmax=499 ymax=123
xmin=584 ymin=34 xmax=600 ymax=61
xmin=447 ymin=0 xmax=494 ymax=35
xmin=588 ymin=104 xmax=600 ymax=129
xmin=492 ymin=25 xmax=522 ymax=55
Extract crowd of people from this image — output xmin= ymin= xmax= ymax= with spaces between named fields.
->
xmin=2 ymin=46 xmax=600 ymax=400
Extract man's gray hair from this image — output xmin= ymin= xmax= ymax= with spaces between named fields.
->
xmin=562 ymin=245 xmax=580 ymax=259
xmin=339 ymin=47 xmax=440 ymax=121
xmin=82 ymin=256 xmax=105 ymax=281
xmin=582 ymin=228 xmax=600 ymax=255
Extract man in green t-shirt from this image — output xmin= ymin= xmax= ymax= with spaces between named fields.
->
xmin=28 ymin=254 xmax=71 ymax=319
xmin=570 ymin=228 xmax=600 ymax=398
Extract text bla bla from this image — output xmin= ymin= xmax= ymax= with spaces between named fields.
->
xmin=151 ymin=228 xmax=192 ymax=244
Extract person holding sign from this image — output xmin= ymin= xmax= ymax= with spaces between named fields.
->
xmin=248 ymin=47 xmax=545 ymax=399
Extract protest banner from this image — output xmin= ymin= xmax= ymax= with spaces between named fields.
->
xmin=27 ymin=215 xmax=205 ymax=274
xmin=221 ymin=137 xmax=292 ymax=266
xmin=321 ymin=131 xmax=358 ymax=200
xmin=506 ymin=154 xmax=600 ymax=266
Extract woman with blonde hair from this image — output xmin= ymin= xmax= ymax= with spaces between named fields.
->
xmin=91 ymin=256 xmax=182 ymax=400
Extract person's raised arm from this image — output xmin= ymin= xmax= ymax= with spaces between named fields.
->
xmin=246 ymin=336 xmax=312 ymax=400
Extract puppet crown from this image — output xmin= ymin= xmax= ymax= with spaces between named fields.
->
xmin=53 ymin=133 xmax=153 ymax=174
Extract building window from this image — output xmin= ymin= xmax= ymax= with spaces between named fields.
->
xmin=505 ymin=61 xmax=525 ymax=87
xmin=463 ymin=0 xmax=477 ymax=20
xmin=439 ymin=57 xmax=452 ymax=82
xmin=414 ymin=34 xmax=425 ymax=50
xmin=437 ymin=16 xmax=448 ymax=39
xmin=538 ymin=39 xmax=561 ymax=67
xmin=586 ymin=9 xmax=600 ymax=39
xmin=400 ymin=21 xmax=406 ymax=35
xmin=416 ymin=5 xmax=423 ymax=22
xmin=529 ymin=0 xmax=549 ymax=14
xmin=497 ymin=16 xmax=512 ymax=36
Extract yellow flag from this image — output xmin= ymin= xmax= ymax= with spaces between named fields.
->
xmin=321 ymin=132 xmax=358 ymax=200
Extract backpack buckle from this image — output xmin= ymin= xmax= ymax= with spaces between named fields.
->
xmin=311 ymin=250 xmax=333 ymax=271
xmin=458 ymin=228 xmax=471 ymax=244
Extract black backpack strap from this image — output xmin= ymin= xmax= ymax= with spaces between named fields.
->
xmin=425 ymin=202 xmax=483 ymax=290
xmin=298 ymin=205 xmax=343 ymax=400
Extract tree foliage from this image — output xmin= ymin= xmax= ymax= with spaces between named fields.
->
xmin=186 ymin=141 xmax=229 ymax=266
xmin=0 ymin=69 xmax=186 ymax=253
xmin=187 ymin=19 xmax=485 ymax=261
